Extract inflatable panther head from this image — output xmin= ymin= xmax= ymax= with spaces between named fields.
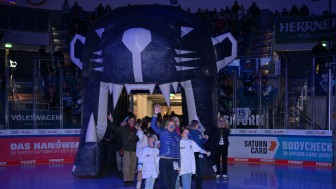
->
xmin=70 ymin=5 xmax=236 ymax=176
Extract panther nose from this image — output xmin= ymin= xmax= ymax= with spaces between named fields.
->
xmin=122 ymin=28 xmax=152 ymax=82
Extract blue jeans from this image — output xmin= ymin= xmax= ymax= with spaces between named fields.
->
xmin=181 ymin=173 xmax=192 ymax=189
xmin=145 ymin=177 xmax=156 ymax=189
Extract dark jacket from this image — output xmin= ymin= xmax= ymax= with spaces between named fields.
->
xmin=189 ymin=129 xmax=207 ymax=149
xmin=110 ymin=123 xmax=138 ymax=151
xmin=151 ymin=115 xmax=180 ymax=159
xmin=211 ymin=127 xmax=230 ymax=148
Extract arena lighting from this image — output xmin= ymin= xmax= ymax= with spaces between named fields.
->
xmin=5 ymin=43 xmax=12 ymax=48
xmin=170 ymin=93 xmax=175 ymax=99
xmin=9 ymin=60 xmax=17 ymax=68
xmin=0 ymin=0 xmax=16 ymax=4
xmin=322 ymin=41 xmax=327 ymax=47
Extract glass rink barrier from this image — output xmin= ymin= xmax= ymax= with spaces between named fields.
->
xmin=219 ymin=55 xmax=336 ymax=131
xmin=218 ymin=55 xmax=335 ymax=167
xmin=1 ymin=56 xmax=81 ymax=133
xmin=0 ymin=55 xmax=335 ymax=167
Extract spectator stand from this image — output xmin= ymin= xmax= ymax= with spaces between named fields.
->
xmin=219 ymin=56 xmax=280 ymax=129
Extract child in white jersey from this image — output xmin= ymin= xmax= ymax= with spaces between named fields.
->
xmin=138 ymin=134 xmax=160 ymax=189
xmin=179 ymin=128 xmax=211 ymax=189
xmin=135 ymin=120 xmax=148 ymax=189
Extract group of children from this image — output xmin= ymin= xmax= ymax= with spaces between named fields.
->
xmin=135 ymin=109 xmax=212 ymax=189
xmin=136 ymin=128 xmax=211 ymax=189
xmin=107 ymin=104 xmax=231 ymax=189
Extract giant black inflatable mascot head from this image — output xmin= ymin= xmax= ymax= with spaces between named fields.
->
xmin=70 ymin=5 xmax=237 ymax=176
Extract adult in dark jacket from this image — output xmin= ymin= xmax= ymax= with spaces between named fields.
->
xmin=211 ymin=115 xmax=230 ymax=180
xmin=108 ymin=114 xmax=138 ymax=186
xmin=151 ymin=104 xmax=181 ymax=189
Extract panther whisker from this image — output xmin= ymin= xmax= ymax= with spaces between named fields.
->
xmin=93 ymin=51 xmax=102 ymax=56
xmin=175 ymin=49 xmax=194 ymax=54
xmin=175 ymin=57 xmax=200 ymax=63
xmin=93 ymin=67 xmax=104 ymax=72
xmin=175 ymin=66 xmax=198 ymax=71
xmin=90 ymin=58 xmax=103 ymax=63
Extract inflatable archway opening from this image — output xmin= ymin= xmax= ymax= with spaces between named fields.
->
xmin=70 ymin=5 xmax=237 ymax=176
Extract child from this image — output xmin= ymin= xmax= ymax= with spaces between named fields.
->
xmin=135 ymin=119 xmax=148 ymax=189
xmin=137 ymin=134 xmax=160 ymax=189
xmin=179 ymin=128 xmax=211 ymax=189
xmin=188 ymin=120 xmax=211 ymax=189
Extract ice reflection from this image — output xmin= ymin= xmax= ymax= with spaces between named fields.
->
xmin=1 ymin=163 xmax=335 ymax=189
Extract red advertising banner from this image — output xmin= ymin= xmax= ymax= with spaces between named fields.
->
xmin=0 ymin=136 xmax=80 ymax=166
xmin=228 ymin=157 xmax=333 ymax=168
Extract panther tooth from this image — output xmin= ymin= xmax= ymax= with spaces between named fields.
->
xmin=159 ymin=83 xmax=171 ymax=107
xmin=95 ymin=28 xmax=105 ymax=38
xmin=85 ymin=113 xmax=97 ymax=143
xmin=171 ymin=82 xmax=179 ymax=93
xmin=112 ymin=84 xmax=124 ymax=108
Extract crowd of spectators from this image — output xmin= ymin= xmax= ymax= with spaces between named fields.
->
xmin=59 ymin=1 xmax=262 ymax=50
xmin=37 ymin=44 xmax=81 ymax=121
xmin=194 ymin=1 xmax=259 ymax=49
xmin=56 ymin=0 xmax=328 ymax=63
xmin=59 ymin=1 xmax=317 ymax=57
xmin=60 ymin=0 xmax=113 ymax=36
xmin=275 ymin=4 xmax=310 ymax=18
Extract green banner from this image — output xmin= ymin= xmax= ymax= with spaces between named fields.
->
xmin=275 ymin=14 xmax=336 ymax=44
